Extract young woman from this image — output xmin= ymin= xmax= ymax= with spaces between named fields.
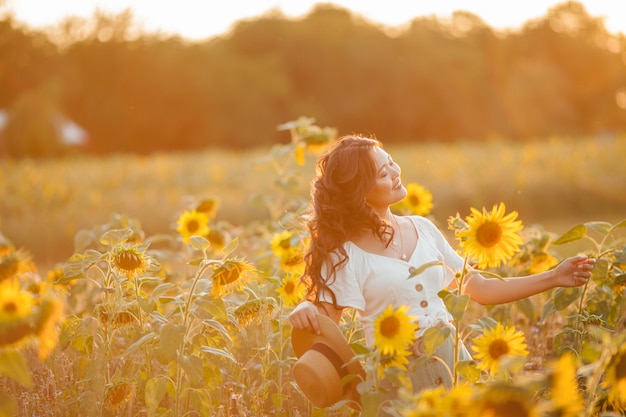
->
xmin=289 ymin=135 xmax=594 ymax=394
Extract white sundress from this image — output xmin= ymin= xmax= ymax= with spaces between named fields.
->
xmin=318 ymin=215 xmax=473 ymax=391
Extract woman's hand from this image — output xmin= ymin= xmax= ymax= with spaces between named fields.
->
xmin=553 ymin=255 xmax=595 ymax=288
xmin=289 ymin=301 xmax=324 ymax=335
xmin=289 ymin=301 xmax=342 ymax=335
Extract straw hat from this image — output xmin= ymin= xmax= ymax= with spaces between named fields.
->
xmin=291 ymin=314 xmax=365 ymax=410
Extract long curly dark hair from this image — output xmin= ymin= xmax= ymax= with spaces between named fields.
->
xmin=303 ymin=135 xmax=393 ymax=307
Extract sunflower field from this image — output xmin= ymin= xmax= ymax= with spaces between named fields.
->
xmin=1 ymin=117 xmax=626 ymax=417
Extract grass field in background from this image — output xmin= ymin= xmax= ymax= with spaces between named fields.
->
xmin=1 ymin=135 xmax=625 ymax=270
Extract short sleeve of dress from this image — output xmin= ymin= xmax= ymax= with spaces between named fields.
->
xmin=415 ymin=216 xmax=465 ymax=287
xmin=317 ymin=249 xmax=366 ymax=311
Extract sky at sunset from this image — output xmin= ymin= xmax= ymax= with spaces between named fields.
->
xmin=2 ymin=0 xmax=626 ymax=41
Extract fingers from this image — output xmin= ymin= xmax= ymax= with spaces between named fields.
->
xmin=288 ymin=303 xmax=321 ymax=335
xmin=575 ymin=257 xmax=595 ymax=273
xmin=571 ymin=255 xmax=592 ymax=265
xmin=571 ymin=256 xmax=595 ymax=284
xmin=574 ymin=256 xmax=596 ymax=266
xmin=308 ymin=313 xmax=322 ymax=335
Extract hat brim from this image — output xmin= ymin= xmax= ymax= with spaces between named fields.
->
xmin=291 ymin=314 xmax=365 ymax=408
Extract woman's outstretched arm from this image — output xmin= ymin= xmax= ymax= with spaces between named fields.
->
xmin=462 ymin=255 xmax=595 ymax=305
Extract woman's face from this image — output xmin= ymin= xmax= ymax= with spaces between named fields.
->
xmin=364 ymin=147 xmax=407 ymax=210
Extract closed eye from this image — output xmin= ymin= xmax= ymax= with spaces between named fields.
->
xmin=376 ymin=154 xmax=394 ymax=177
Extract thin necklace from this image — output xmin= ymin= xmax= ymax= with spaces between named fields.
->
xmin=391 ymin=215 xmax=407 ymax=260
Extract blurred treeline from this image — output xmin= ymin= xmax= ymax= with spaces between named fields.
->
xmin=0 ymin=1 xmax=625 ymax=157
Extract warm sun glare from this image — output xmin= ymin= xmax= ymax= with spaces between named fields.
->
xmin=3 ymin=0 xmax=626 ymax=41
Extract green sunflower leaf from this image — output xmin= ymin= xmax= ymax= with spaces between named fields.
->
xmin=552 ymin=224 xmax=586 ymax=245
xmin=609 ymin=219 xmax=626 ymax=232
xmin=222 ymin=237 xmax=239 ymax=257
xmin=541 ymin=297 xmax=557 ymax=322
xmin=179 ymin=355 xmax=204 ymax=385
xmin=190 ymin=235 xmax=210 ymax=251
xmin=159 ymin=324 xmax=185 ymax=360
xmin=145 ymin=377 xmax=170 ymax=416
xmin=443 ymin=293 xmax=470 ymax=324
xmin=408 ymin=260 xmax=442 ymax=278
xmin=456 ymin=359 xmax=481 ymax=382
xmin=553 ymin=287 xmax=581 ymax=310
xmin=200 ymin=346 xmax=237 ymax=363
xmin=100 ymin=228 xmax=133 ymax=246
xmin=422 ymin=326 xmax=450 ymax=356
xmin=202 ymin=319 xmax=233 ymax=345
xmin=124 ymin=332 xmax=158 ymax=356
xmin=590 ymin=259 xmax=610 ymax=285
xmin=0 ymin=350 xmax=31 ymax=387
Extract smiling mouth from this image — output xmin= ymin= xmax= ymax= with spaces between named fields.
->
xmin=393 ymin=180 xmax=402 ymax=190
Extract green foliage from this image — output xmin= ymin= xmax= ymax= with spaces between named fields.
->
xmin=548 ymin=219 xmax=626 ymax=354
xmin=0 ymin=351 xmax=31 ymax=387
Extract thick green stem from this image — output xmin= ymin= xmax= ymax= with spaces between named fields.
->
xmin=574 ymin=279 xmax=590 ymax=352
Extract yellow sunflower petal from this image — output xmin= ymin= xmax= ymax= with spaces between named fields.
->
xmin=176 ymin=210 xmax=210 ymax=244
xmin=402 ymin=183 xmax=434 ymax=216
xmin=458 ymin=203 xmax=524 ymax=269
xmin=373 ymin=304 xmax=419 ymax=355
xmin=471 ymin=322 xmax=528 ymax=376
xmin=549 ymin=353 xmax=584 ymax=416
xmin=604 ymin=344 xmax=626 ymax=408
xmin=275 ymin=273 xmax=305 ymax=307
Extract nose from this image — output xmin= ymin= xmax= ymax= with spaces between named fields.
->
xmin=391 ymin=163 xmax=401 ymax=177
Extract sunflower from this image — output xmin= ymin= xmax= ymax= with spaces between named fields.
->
xmin=403 ymin=386 xmax=448 ymax=417
xmin=0 ymin=231 xmax=14 ymax=256
xmin=471 ymin=323 xmax=528 ymax=376
xmin=0 ymin=249 xmax=36 ymax=282
xmin=34 ymin=296 xmax=64 ymax=360
xmin=26 ymin=280 xmax=49 ymax=301
xmin=96 ymin=302 xmax=139 ymax=328
xmin=527 ymin=252 xmax=558 ymax=274
xmin=288 ymin=120 xmax=336 ymax=161
xmin=271 ymin=230 xmax=306 ymax=273
xmin=373 ymin=304 xmax=419 ymax=355
xmin=176 ymin=210 xmax=210 ymax=244
xmin=279 ymin=251 xmax=306 ymax=274
xmin=394 ymin=183 xmax=434 ymax=216
xmin=548 ymin=353 xmax=583 ymax=417
xmin=445 ymin=384 xmax=476 ymax=417
xmin=106 ymin=381 xmax=132 ymax=407
xmin=378 ymin=347 xmax=412 ymax=379
xmin=474 ymin=383 xmax=539 ymax=417
xmin=603 ymin=343 xmax=626 ymax=409
xmin=0 ymin=279 xmax=35 ymax=347
xmin=211 ymin=258 xmax=255 ymax=296
xmin=47 ymin=266 xmax=75 ymax=293
xmin=110 ymin=244 xmax=155 ymax=280
xmin=275 ymin=273 xmax=305 ymax=307
xmin=195 ymin=197 xmax=220 ymax=220
xmin=300 ymin=125 xmax=335 ymax=152
xmin=206 ymin=228 xmax=226 ymax=252
xmin=0 ymin=279 xmax=34 ymax=325
xmin=270 ymin=230 xmax=298 ymax=259
xmin=294 ymin=143 xmax=306 ymax=166
xmin=233 ymin=298 xmax=277 ymax=327
xmin=457 ymin=203 xmax=524 ymax=269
